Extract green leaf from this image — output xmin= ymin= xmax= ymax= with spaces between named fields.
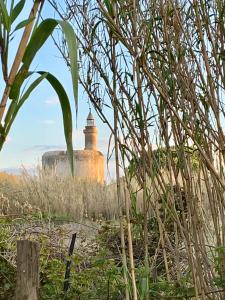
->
xmin=11 ymin=18 xmax=78 ymax=110
xmin=0 ymin=0 xmax=10 ymax=31
xmin=23 ymin=18 xmax=78 ymax=113
xmin=22 ymin=19 xmax=57 ymax=67
xmin=5 ymin=72 xmax=74 ymax=176
xmin=9 ymin=19 xmax=60 ymax=100
xmin=0 ymin=73 xmax=48 ymax=151
xmin=22 ymin=18 xmax=57 ymax=67
xmin=14 ymin=17 xmax=34 ymax=31
xmin=38 ymin=72 xmax=74 ymax=175
xmin=9 ymin=65 xmax=29 ymax=100
xmin=91 ymin=20 xmax=101 ymax=43
xmin=57 ymin=20 xmax=78 ymax=116
xmin=104 ymin=0 xmax=113 ymax=15
xmin=5 ymin=73 xmax=48 ymax=135
xmin=11 ymin=0 xmax=25 ymax=24
xmin=140 ymin=277 xmax=148 ymax=299
xmin=9 ymin=0 xmax=15 ymax=19
xmin=3 ymin=99 xmax=17 ymax=132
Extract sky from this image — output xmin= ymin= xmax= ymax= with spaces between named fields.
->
xmin=0 ymin=2 xmax=114 ymax=180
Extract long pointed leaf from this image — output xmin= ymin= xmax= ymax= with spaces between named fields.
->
xmin=24 ymin=18 xmax=78 ymax=112
xmin=14 ymin=17 xmax=35 ymax=32
xmin=22 ymin=19 xmax=57 ymax=67
xmin=9 ymin=65 xmax=28 ymax=100
xmin=0 ymin=73 xmax=47 ymax=150
xmin=9 ymin=0 xmax=15 ymax=20
xmin=57 ymin=20 xmax=78 ymax=115
xmin=0 ymin=0 xmax=10 ymax=31
xmin=11 ymin=0 xmax=25 ymax=24
xmin=9 ymin=18 xmax=57 ymax=100
xmin=5 ymin=73 xmax=48 ymax=135
xmin=4 ymin=71 xmax=74 ymax=176
xmin=10 ymin=18 xmax=78 ymax=113
xmin=38 ymin=72 xmax=74 ymax=175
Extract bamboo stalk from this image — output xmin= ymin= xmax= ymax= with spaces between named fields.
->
xmin=0 ymin=0 xmax=42 ymax=123
xmin=55 ymin=1 xmax=225 ymax=298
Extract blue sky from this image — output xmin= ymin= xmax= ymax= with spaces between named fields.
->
xmin=0 ymin=2 xmax=113 ymax=179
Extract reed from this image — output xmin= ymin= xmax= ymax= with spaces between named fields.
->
xmin=50 ymin=0 xmax=225 ymax=298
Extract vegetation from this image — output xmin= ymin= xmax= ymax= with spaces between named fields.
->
xmin=0 ymin=169 xmax=122 ymax=219
xmin=1 ymin=209 xmax=225 ymax=299
xmin=0 ymin=0 xmax=78 ymax=170
xmin=0 ymin=169 xmax=222 ymax=299
xmin=51 ymin=0 xmax=225 ymax=298
xmin=1 ymin=0 xmax=225 ymax=299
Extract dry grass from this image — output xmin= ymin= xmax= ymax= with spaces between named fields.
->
xmin=0 ymin=168 xmax=209 ymax=220
xmin=0 ymin=169 xmax=122 ymax=220
xmin=0 ymin=172 xmax=20 ymax=184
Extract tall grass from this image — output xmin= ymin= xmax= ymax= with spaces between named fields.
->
xmin=50 ymin=0 xmax=225 ymax=298
xmin=0 ymin=169 xmax=121 ymax=220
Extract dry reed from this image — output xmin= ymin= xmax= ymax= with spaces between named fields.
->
xmin=0 ymin=169 xmax=121 ymax=220
xmin=49 ymin=0 xmax=225 ymax=298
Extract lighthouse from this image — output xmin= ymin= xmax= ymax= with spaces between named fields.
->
xmin=42 ymin=111 xmax=105 ymax=183
xmin=83 ymin=110 xmax=98 ymax=150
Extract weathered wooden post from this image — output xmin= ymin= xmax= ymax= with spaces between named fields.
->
xmin=15 ymin=240 xmax=39 ymax=300
xmin=63 ymin=233 xmax=77 ymax=293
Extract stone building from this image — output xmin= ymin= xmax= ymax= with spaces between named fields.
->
xmin=42 ymin=111 xmax=104 ymax=183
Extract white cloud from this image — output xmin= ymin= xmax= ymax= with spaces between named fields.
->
xmin=44 ymin=97 xmax=59 ymax=105
xmin=39 ymin=119 xmax=56 ymax=125
xmin=24 ymin=145 xmax=65 ymax=152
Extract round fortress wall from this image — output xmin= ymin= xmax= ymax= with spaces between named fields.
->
xmin=42 ymin=150 xmax=104 ymax=183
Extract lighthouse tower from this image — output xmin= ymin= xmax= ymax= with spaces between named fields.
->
xmin=42 ymin=111 xmax=105 ymax=183
xmin=83 ymin=110 xmax=98 ymax=150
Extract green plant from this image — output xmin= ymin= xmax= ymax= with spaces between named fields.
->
xmin=0 ymin=256 xmax=16 ymax=299
xmin=214 ymin=247 xmax=225 ymax=288
xmin=52 ymin=1 xmax=225 ymax=298
xmin=0 ymin=219 xmax=16 ymax=299
xmin=0 ymin=216 xmax=126 ymax=299
xmin=0 ymin=0 xmax=78 ymax=172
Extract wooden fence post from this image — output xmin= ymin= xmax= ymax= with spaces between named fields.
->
xmin=63 ymin=233 xmax=77 ymax=293
xmin=15 ymin=240 xmax=39 ymax=300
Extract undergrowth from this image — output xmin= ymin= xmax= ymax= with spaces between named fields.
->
xmin=0 ymin=170 xmax=125 ymax=220
xmin=0 ymin=214 xmax=224 ymax=299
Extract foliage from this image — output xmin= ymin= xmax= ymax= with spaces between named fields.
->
xmin=1 ymin=0 xmax=225 ymax=299
xmin=0 ymin=257 xmax=15 ymax=299
xmin=151 ymin=146 xmax=201 ymax=172
xmin=0 ymin=222 xmax=16 ymax=299
xmin=1 ymin=215 xmax=225 ymax=299
xmin=53 ymin=0 xmax=225 ymax=297
xmin=0 ymin=216 xmax=125 ymax=300
xmin=214 ymin=247 xmax=225 ymax=289
xmin=0 ymin=0 xmax=78 ymax=173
